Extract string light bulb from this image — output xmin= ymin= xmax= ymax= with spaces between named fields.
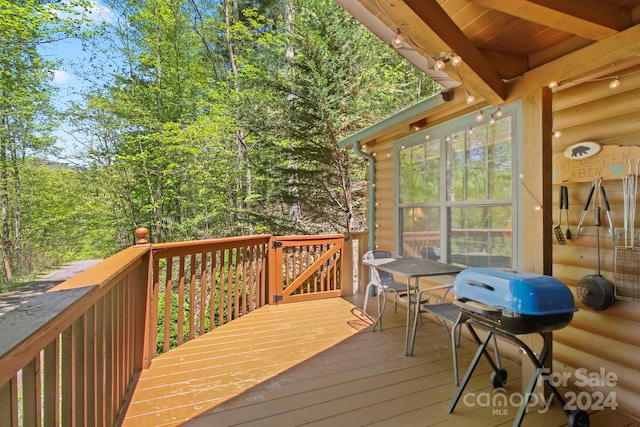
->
xmin=495 ymin=108 xmax=503 ymax=118
xmin=475 ymin=111 xmax=484 ymax=122
xmin=609 ymin=77 xmax=621 ymax=89
xmin=392 ymin=29 xmax=404 ymax=48
xmin=548 ymin=81 xmax=558 ymax=90
xmin=434 ymin=59 xmax=446 ymax=71
xmin=465 ymin=92 xmax=476 ymax=104
xmin=451 ymin=55 xmax=462 ymax=67
xmin=489 ymin=115 xmax=496 ymax=125
xmin=553 ymin=130 xmax=562 ymax=138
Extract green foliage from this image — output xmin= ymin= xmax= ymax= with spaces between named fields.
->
xmin=156 ymin=291 xmax=191 ymax=355
xmin=0 ymin=0 xmax=433 ymax=283
xmin=236 ymin=0 xmax=438 ymax=233
xmin=19 ymin=159 xmax=117 ymax=272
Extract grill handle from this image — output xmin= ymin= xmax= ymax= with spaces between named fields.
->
xmin=454 ymin=298 xmax=500 ymax=315
xmin=466 ymin=280 xmax=495 ymax=291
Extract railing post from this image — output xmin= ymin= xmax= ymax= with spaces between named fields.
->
xmin=267 ymin=236 xmax=278 ymax=304
xmin=133 ymin=227 xmax=154 ymax=369
xmin=348 ymin=231 xmax=369 ymax=294
xmin=342 ymin=234 xmax=353 ymax=296
xmin=135 ymin=227 xmax=149 ymax=244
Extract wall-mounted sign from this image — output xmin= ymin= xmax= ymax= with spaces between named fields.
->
xmin=563 ymin=141 xmax=601 ymax=159
xmin=553 ymin=145 xmax=640 ymax=184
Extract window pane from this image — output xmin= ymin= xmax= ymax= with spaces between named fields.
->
xmin=449 ymin=205 xmax=512 ymax=268
xmin=397 ymin=109 xmax=515 ymax=268
xmin=447 ymin=117 xmax=512 ymax=201
xmin=399 ymin=139 xmax=440 ymax=203
xmin=401 ymin=206 xmax=441 ymax=259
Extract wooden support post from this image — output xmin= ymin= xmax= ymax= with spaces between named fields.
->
xmin=521 ymin=88 xmax=553 ymax=275
xmin=521 ymin=89 xmax=554 ymax=396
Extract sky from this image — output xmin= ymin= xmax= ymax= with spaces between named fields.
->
xmin=38 ymin=1 xmax=116 ymax=160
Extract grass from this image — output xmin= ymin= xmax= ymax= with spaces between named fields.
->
xmin=0 ymin=268 xmax=58 ymax=295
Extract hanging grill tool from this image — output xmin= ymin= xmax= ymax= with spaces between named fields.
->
xmin=576 ymin=179 xmax=614 ymax=239
xmin=576 ymin=180 xmax=595 ymax=238
xmin=554 ymin=185 xmax=567 ymax=244
xmin=563 ymin=185 xmax=571 ymax=240
xmin=614 ymin=161 xmax=640 ymax=301
xmin=575 ymin=179 xmax=615 ymax=310
xmin=576 ymin=205 xmax=615 ymax=310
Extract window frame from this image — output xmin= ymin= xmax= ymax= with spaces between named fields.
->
xmin=393 ymin=102 xmax=522 ymax=269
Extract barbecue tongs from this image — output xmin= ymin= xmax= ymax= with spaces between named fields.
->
xmin=576 ymin=178 xmax=614 ymax=238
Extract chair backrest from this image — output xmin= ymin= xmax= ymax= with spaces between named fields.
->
xmin=363 ymin=250 xmax=397 ymax=284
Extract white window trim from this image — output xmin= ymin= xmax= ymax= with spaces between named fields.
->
xmin=392 ymin=102 xmax=522 ymax=269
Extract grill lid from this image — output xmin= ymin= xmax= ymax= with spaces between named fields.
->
xmin=453 ymin=268 xmax=577 ymax=316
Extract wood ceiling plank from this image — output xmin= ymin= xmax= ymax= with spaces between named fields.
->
xmin=469 ymin=0 xmax=631 ymax=40
xmin=506 ymin=23 xmax=640 ymax=99
xmin=401 ymin=0 xmax=507 ymax=103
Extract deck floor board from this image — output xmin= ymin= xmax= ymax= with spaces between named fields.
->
xmin=121 ymin=295 xmax=637 ymax=427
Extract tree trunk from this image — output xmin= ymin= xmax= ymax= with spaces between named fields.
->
xmin=224 ymin=0 xmax=253 ymax=233
xmin=284 ymin=1 xmax=301 ymax=226
xmin=11 ymin=143 xmax=22 ymax=250
xmin=0 ymin=115 xmax=13 ymax=281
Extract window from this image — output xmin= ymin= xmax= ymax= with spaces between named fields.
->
xmin=396 ymin=105 xmax=518 ymax=268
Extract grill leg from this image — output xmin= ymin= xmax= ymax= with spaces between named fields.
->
xmin=448 ymin=326 xmax=494 ymax=414
xmin=506 ymin=332 xmax=575 ymax=427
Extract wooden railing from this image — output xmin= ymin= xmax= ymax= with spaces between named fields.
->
xmin=150 ymin=234 xmax=271 ymax=355
xmin=0 ymin=230 xmax=366 ymax=426
xmin=0 ymin=245 xmax=151 ymax=427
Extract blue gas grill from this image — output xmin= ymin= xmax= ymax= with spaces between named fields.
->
xmin=447 ymin=268 xmax=589 ymax=427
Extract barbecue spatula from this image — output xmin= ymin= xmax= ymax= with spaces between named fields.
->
xmin=554 ymin=185 xmax=566 ymax=244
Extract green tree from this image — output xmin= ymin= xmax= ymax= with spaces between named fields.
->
xmin=237 ymin=0 xmax=437 ymax=234
xmin=0 ymin=0 xmax=92 ymax=280
xmin=20 ymin=159 xmax=117 ymax=273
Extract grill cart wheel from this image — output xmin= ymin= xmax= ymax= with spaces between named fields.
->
xmin=490 ymin=369 xmax=508 ymax=388
xmin=568 ymin=409 xmax=590 ymax=427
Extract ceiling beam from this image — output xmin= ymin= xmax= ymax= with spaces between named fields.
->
xmin=479 ymin=49 xmax=529 ymax=79
xmin=506 ymin=23 xmax=640 ymax=99
xmin=469 ymin=0 xmax=631 ymax=41
xmin=401 ymin=0 xmax=506 ymax=104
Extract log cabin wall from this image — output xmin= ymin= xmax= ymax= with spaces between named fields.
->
xmin=360 ymin=66 xmax=640 ymax=419
xmin=550 ymin=63 xmax=640 ymax=419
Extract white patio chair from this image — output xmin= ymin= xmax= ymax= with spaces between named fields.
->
xmin=362 ymin=250 xmax=415 ymax=331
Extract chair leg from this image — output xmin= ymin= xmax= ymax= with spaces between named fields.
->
xmin=363 ymin=282 xmax=374 ymax=315
xmin=374 ymin=289 xmax=398 ymax=332
xmin=374 ymin=288 xmax=386 ymax=331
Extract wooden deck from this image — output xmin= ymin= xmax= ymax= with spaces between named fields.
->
xmin=121 ymin=296 xmax=637 ymax=427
